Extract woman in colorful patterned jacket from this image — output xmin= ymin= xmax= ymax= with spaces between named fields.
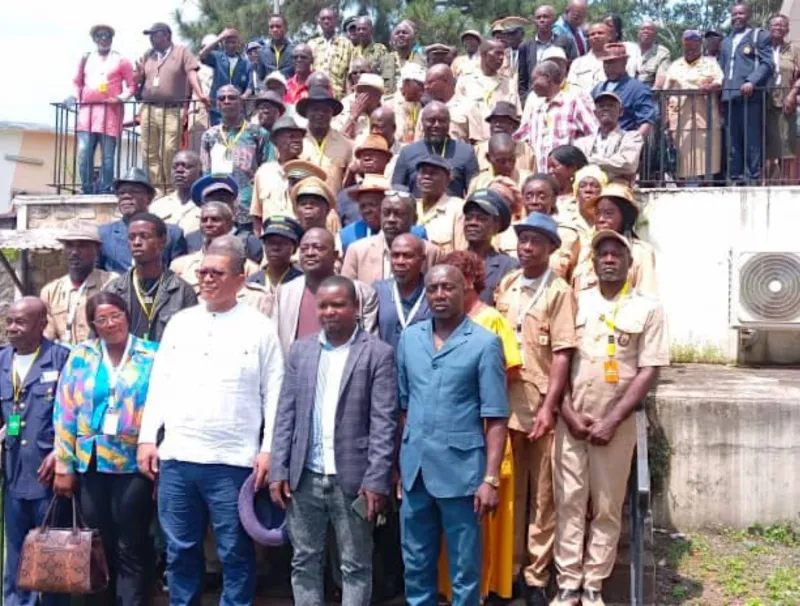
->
xmin=53 ymin=291 xmax=159 ymax=606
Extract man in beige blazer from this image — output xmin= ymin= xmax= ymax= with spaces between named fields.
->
xmin=341 ymin=189 xmax=440 ymax=285
xmin=271 ymin=227 xmax=378 ymax=354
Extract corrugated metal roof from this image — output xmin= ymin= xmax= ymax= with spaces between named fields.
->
xmin=0 ymin=228 xmax=65 ymax=251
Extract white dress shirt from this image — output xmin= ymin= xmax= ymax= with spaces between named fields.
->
xmin=139 ymin=302 xmax=285 ymax=467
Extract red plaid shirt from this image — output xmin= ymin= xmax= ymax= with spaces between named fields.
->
xmin=285 ymin=76 xmax=310 ymax=105
xmin=518 ymin=91 xmax=599 ymax=172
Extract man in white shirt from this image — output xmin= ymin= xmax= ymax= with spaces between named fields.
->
xmin=270 ymin=275 xmax=398 ymax=606
xmin=137 ymin=235 xmax=284 ymax=605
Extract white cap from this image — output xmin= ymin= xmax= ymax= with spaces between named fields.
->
xmin=355 ymin=73 xmax=385 ymax=94
xmin=541 ymin=46 xmax=568 ymax=62
xmin=400 ymin=63 xmax=426 ymax=84
xmin=266 ymin=71 xmax=288 ymax=87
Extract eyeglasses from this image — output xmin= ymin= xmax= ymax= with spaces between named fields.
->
xmin=385 ymin=189 xmax=414 ymax=200
xmin=94 ymin=32 xmax=113 ymax=40
xmin=217 ymin=94 xmax=241 ymax=101
xmin=196 ymin=268 xmax=229 ymax=280
xmin=93 ymin=313 xmax=126 ymax=327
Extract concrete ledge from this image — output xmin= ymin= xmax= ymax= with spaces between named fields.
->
xmin=649 ymin=364 xmax=800 ymax=529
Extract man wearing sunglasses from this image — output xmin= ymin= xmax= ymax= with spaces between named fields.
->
xmin=198 ymin=27 xmax=256 ymax=126
xmin=68 ymin=24 xmax=136 ymax=195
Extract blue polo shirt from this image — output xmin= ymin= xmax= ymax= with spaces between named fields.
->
xmin=592 ymin=75 xmax=658 ymax=130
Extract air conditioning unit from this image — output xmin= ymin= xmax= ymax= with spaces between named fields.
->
xmin=729 ymin=249 xmax=800 ymax=329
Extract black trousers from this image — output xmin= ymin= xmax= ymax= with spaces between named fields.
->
xmin=78 ymin=460 xmax=155 ymax=606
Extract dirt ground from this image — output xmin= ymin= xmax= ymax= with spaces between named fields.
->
xmin=652 ymin=522 xmax=800 ymax=605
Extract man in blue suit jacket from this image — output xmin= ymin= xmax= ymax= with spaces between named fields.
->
xmin=198 ymin=28 xmax=256 ymax=126
xmin=718 ymin=4 xmax=775 ymax=183
xmin=396 ymin=265 xmax=508 ymax=606
xmin=97 ymin=167 xmax=187 ymax=273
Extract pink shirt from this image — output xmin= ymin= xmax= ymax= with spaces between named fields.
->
xmin=296 ymin=286 xmax=322 ymax=340
xmin=74 ymin=50 xmax=135 ymax=137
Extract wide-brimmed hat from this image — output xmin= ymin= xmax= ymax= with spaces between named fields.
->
xmin=463 ymin=188 xmax=512 ymax=232
xmin=514 ymin=211 xmax=561 ymax=247
xmin=401 ymin=63 xmax=426 ymax=84
xmin=355 ymin=73 xmax=386 ymax=94
xmin=261 ymin=215 xmax=304 ymax=244
xmin=271 ymin=115 xmax=305 ymax=137
xmin=425 ymin=43 xmax=453 ymax=55
xmin=486 ymin=101 xmax=521 ymax=123
xmin=355 ymin=134 xmax=393 ymax=159
xmin=113 ymin=167 xmax=154 ymax=195
xmin=290 ymin=176 xmax=335 ymax=209
xmin=90 ymin=24 xmax=115 ymax=38
xmin=498 ymin=16 xmax=529 ymax=33
xmin=254 ymin=90 xmax=285 ymax=113
xmin=541 ymin=46 xmax=568 ymax=62
xmin=296 ymin=85 xmax=344 ymax=117
xmin=57 ymin=223 xmax=102 ymax=244
xmin=588 ymin=182 xmax=639 ymax=221
xmin=352 ymin=174 xmax=391 ymax=198
xmin=238 ymin=472 xmax=287 ymax=547
xmin=602 ymin=42 xmax=629 ymax=62
xmin=283 ymin=160 xmax=326 ymax=182
xmin=460 ymin=30 xmax=483 ymax=42
xmin=265 ymin=71 xmax=288 ymax=88
xmin=190 ymin=175 xmax=239 ymax=205
xmin=592 ymin=229 xmax=632 ymax=252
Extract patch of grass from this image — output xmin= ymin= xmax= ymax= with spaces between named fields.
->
xmin=671 ymin=584 xmax=688 ymax=601
xmin=747 ymin=522 xmax=800 ymax=547
xmin=670 ymin=341 xmax=731 ymax=364
xmin=667 ymin=537 xmax=693 ymax=568
xmin=765 ymin=567 xmax=800 ymax=602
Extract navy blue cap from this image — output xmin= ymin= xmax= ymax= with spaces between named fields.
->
xmin=415 ymin=154 xmax=451 ymax=174
xmin=514 ymin=211 xmax=561 ymax=247
xmin=464 ymin=189 xmax=512 ymax=232
xmin=261 ymin=215 xmax=304 ymax=243
xmin=190 ymin=175 xmax=239 ymax=205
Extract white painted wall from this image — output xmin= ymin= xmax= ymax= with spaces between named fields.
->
xmin=0 ymin=130 xmax=23 ymax=213
xmin=640 ymin=187 xmax=800 ymax=365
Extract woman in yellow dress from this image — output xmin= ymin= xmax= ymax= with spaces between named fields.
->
xmin=437 ymin=250 xmax=522 ymax=603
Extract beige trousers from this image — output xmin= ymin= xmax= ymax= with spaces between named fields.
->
xmin=511 ymin=429 xmax=556 ymax=588
xmin=552 ymin=415 xmax=636 ymax=592
xmin=140 ymin=104 xmax=182 ymax=191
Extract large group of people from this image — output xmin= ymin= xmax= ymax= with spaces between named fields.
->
xmin=4 ymin=2 xmax=792 ymax=605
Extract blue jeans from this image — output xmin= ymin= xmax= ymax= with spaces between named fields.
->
xmin=401 ymin=475 xmax=481 ymax=606
xmin=3 ymin=494 xmax=70 ymax=606
xmin=287 ymin=472 xmax=373 ymax=606
xmin=158 ymin=461 xmax=254 ymax=606
xmin=76 ymin=131 xmax=117 ymax=194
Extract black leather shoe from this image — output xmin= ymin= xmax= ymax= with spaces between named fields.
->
xmin=525 ymin=585 xmax=549 ymax=606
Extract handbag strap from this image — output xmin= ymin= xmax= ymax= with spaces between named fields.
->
xmin=38 ymin=495 xmax=61 ymax=531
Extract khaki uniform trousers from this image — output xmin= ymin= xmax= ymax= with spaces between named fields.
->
xmin=511 ymin=427 xmax=556 ymax=588
xmin=140 ymin=104 xmax=183 ymax=191
xmin=553 ymin=414 xmax=636 ymax=592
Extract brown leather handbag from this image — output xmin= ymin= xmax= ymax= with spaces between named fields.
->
xmin=17 ymin=496 xmax=109 ymax=594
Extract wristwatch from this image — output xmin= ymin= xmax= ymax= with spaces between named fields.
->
xmin=483 ymin=474 xmax=500 ymax=488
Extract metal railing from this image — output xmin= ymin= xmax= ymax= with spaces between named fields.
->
xmin=50 ymin=99 xmax=208 ymax=195
xmin=642 ymin=86 xmax=799 ymax=187
xmin=628 ymin=408 xmax=650 ymax=605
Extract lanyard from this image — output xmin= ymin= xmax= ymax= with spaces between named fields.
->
xmin=132 ymin=274 xmax=164 ymax=328
xmin=273 ymin=45 xmax=284 ymax=68
xmin=311 ymin=135 xmax=328 ymax=163
xmin=513 ymin=270 xmax=551 ymax=336
xmin=65 ymin=279 xmax=90 ymax=343
xmin=393 ymin=281 xmax=425 ymax=329
xmin=429 ymin=139 xmax=448 ymax=157
xmin=100 ymin=336 xmax=133 ymax=410
xmin=221 ymin=121 xmax=248 ymax=151
xmin=11 ymin=347 xmax=40 ymax=407
xmin=408 ymin=105 xmax=419 ymax=130
xmin=599 ymin=281 xmax=631 ymax=357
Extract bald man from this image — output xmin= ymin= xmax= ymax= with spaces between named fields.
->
xmin=393 ymin=101 xmax=479 ymax=198
xmin=353 ymin=17 xmax=394 ymax=92
xmin=418 ymin=65 xmax=470 ymax=141
xmin=397 ymin=264 xmax=509 ymax=605
xmin=468 ymin=132 xmax=532 ymax=194
xmin=2 ymin=297 xmax=71 ymax=606
xmin=456 ymin=40 xmax=522 ymax=143
xmin=553 ymin=0 xmax=589 ymax=56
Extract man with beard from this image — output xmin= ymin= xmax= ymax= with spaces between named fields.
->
xmin=40 ymin=225 xmax=116 ymax=346
xmin=150 ymin=151 xmax=204 ymax=234
xmin=393 ymin=102 xmax=478 ymax=198
xmin=104 ymin=213 xmax=197 ymax=342
xmin=98 ymin=167 xmax=187 ymax=273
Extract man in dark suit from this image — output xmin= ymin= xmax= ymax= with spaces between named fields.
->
xmin=718 ymin=3 xmax=774 ymax=183
xmin=98 ymin=167 xmax=187 ymax=273
xmin=374 ymin=233 xmax=432 ymax=349
xmin=518 ymin=5 xmax=579 ymax=104
xmin=269 ymin=275 xmax=398 ymax=606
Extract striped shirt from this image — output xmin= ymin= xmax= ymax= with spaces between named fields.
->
xmin=306 ymin=328 xmax=359 ymax=474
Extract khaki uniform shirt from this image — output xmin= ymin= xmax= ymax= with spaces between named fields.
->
xmin=300 ymin=129 xmax=354 ymax=193
xmin=416 ymin=194 xmax=464 ymax=254
xmin=635 ymin=44 xmax=672 ymax=88
xmin=475 ymin=139 xmax=536 ymax=175
xmin=571 ymin=286 xmax=669 ymax=418
xmin=250 ymin=161 xmax=292 ymax=220
xmin=574 ymin=128 xmax=644 ymax=184
xmin=467 ymin=167 xmax=531 ymax=197
xmin=452 ymin=54 xmax=480 ymax=79
xmin=571 ymin=238 xmax=659 ymax=296
xmin=170 ymin=250 xmax=259 ymax=294
xmin=567 ymin=51 xmax=607 ymax=95
xmin=149 ymin=191 xmax=201 ymax=234
xmin=456 ymin=71 xmax=520 ymax=143
xmin=236 ymin=282 xmax=274 ymax=317
xmin=41 ymin=269 xmax=116 ymax=345
xmin=140 ymin=44 xmax=199 ymax=103
xmin=495 ymin=269 xmax=578 ymax=433
xmin=394 ymin=98 xmax=423 ymax=144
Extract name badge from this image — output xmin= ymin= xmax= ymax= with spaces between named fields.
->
xmin=102 ymin=413 xmax=120 ymax=436
xmin=7 ymin=414 xmax=21 ymax=437
xmin=604 ymin=360 xmax=620 ymax=384
xmin=152 ymin=75 xmax=160 ymax=88
xmin=538 ymin=334 xmax=549 ymax=346
xmin=41 ymin=371 xmax=59 ymax=383
xmin=210 ymin=143 xmax=234 ymax=175
xmin=98 ymin=81 xmax=108 ymax=93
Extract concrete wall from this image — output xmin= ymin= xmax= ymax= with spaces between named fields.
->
xmin=640 ymin=186 xmax=800 ymax=365
xmin=650 ymin=365 xmax=800 ymax=529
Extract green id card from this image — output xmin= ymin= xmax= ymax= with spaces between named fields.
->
xmin=7 ymin=414 xmax=21 ymax=437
